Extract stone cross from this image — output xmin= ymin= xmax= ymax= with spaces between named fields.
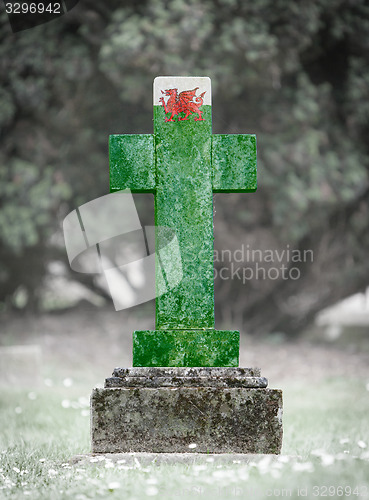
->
xmin=109 ymin=76 xmax=257 ymax=367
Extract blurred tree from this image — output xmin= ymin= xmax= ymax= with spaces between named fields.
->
xmin=0 ymin=0 xmax=368 ymax=334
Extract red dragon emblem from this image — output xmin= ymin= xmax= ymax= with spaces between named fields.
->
xmin=159 ymin=87 xmax=206 ymax=122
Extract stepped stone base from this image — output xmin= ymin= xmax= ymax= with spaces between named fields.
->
xmin=91 ymin=368 xmax=283 ymax=454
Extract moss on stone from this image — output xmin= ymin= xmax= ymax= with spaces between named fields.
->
xmin=212 ymin=134 xmax=257 ymax=193
xmin=109 ymin=134 xmax=155 ymax=193
xmin=91 ymin=386 xmax=283 ymax=454
xmin=133 ymin=329 xmax=239 ymax=367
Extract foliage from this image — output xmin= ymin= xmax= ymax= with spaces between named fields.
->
xmin=0 ymin=160 xmax=71 ymax=253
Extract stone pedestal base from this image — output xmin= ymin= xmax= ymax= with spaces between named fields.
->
xmin=91 ymin=368 xmax=283 ymax=454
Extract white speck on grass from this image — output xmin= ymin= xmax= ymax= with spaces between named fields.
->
xmin=13 ymin=467 xmax=20 ymax=474
xmin=24 ymin=491 xmax=31 ymax=496
xmin=366 ymin=382 xmax=369 ymax=391
xmin=90 ymin=458 xmax=99 ymax=463
xmin=339 ymin=438 xmax=349 ymax=444
xmin=311 ymin=448 xmax=325 ymax=457
xmin=134 ymin=457 xmax=141 ymax=468
xmin=78 ymin=396 xmax=89 ymax=407
xmin=61 ymin=400 xmax=70 ymax=408
xmin=146 ymin=477 xmax=158 ymax=485
xmin=108 ymin=482 xmax=121 ymax=490
xmin=272 ymin=461 xmax=283 ymax=470
xmin=15 ymin=407 xmax=22 ymax=414
xmin=27 ymin=392 xmax=37 ymax=400
xmin=81 ymin=410 xmax=89 ymax=417
xmin=117 ymin=459 xmax=126 ymax=464
xmin=3 ymin=477 xmax=14 ymax=488
xmin=193 ymin=464 xmax=207 ymax=472
xmin=358 ymin=440 xmax=367 ymax=449
xmin=63 ymin=378 xmax=73 ymax=387
xmin=292 ymin=462 xmax=314 ymax=472
xmin=321 ymin=454 xmax=335 ymax=466
xmin=239 ymin=468 xmax=249 ymax=481
xmin=270 ymin=468 xmax=281 ymax=479
xmin=256 ymin=455 xmax=272 ymax=473
xmin=212 ymin=469 xmax=226 ymax=478
xmin=105 ymin=462 xmax=114 ymax=469
xmin=206 ymin=457 xmax=214 ymax=462
xmin=146 ymin=486 xmax=159 ymax=496
xmin=336 ymin=453 xmax=350 ymax=460
xmin=39 ymin=459 xmax=46 ymax=463
xmin=188 ymin=443 xmax=197 ymax=449
xmin=48 ymin=469 xmax=58 ymax=477
xmin=44 ymin=378 xmax=53 ymax=387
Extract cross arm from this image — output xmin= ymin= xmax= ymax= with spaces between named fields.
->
xmin=109 ymin=134 xmax=156 ymax=193
xmin=212 ymin=134 xmax=257 ymax=193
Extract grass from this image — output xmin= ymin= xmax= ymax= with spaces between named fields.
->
xmin=1 ymin=377 xmax=369 ymax=499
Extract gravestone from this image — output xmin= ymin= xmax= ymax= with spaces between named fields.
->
xmin=91 ymin=77 xmax=283 ymax=453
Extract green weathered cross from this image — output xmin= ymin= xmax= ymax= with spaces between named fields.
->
xmin=109 ymin=77 xmax=257 ymax=367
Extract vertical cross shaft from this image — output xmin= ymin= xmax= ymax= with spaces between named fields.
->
xmin=154 ymin=78 xmax=214 ymax=330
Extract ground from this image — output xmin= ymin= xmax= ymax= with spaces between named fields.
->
xmin=1 ymin=304 xmax=369 ymax=499
xmin=1 ymin=303 xmax=368 ymax=386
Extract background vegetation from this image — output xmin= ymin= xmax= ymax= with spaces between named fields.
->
xmin=1 ymin=0 xmax=369 ymax=335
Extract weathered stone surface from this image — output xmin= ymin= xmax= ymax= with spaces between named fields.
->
xmin=105 ymin=376 xmax=268 ymax=388
xmin=133 ymin=329 xmax=239 ymax=367
xmin=104 ymin=376 xmax=267 ymax=389
xmin=109 ymin=134 xmax=155 ymax=193
xmin=154 ymin=104 xmax=214 ymax=330
xmin=212 ymin=134 xmax=257 ymax=193
xmin=91 ymin=385 xmax=283 ymax=454
xmin=106 ymin=367 xmax=266 ymax=388
xmin=113 ymin=367 xmax=261 ymax=377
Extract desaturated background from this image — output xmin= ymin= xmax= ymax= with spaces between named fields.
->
xmin=1 ymin=0 xmax=369 ymax=373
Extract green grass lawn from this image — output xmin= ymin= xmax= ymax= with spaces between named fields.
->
xmin=1 ymin=377 xmax=368 ymax=499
